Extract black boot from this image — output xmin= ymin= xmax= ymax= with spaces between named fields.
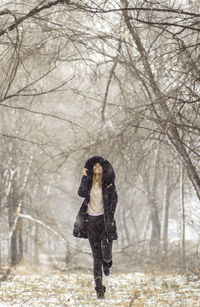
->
xmin=95 ymin=285 xmax=106 ymax=299
xmin=103 ymin=260 xmax=112 ymax=276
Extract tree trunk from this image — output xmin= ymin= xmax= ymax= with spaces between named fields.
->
xmin=180 ymin=161 xmax=185 ymax=270
xmin=130 ymin=208 xmax=138 ymax=239
xmin=18 ymin=218 xmax=23 ymax=263
xmin=149 ymin=198 xmax=161 ymax=257
xmin=162 ymin=168 xmax=170 ymax=257
xmin=10 ymin=229 xmax=18 ymax=266
xmin=149 ymin=148 xmax=161 ymax=257
xmin=34 ymin=224 xmax=39 ymax=264
xmin=119 ymin=206 xmax=126 ymax=246
xmin=143 ymin=214 xmax=151 ymax=255
xmin=8 ymin=194 xmax=19 ymax=267
xmin=122 ymin=206 xmax=131 ymax=245
xmin=121 ymin=1 xmax=200 ymax=202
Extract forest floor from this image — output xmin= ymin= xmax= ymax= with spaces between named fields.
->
xmin=0 ymin=265 xmax=200 ymax=307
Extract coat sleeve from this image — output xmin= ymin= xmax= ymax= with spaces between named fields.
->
xmin=109 ymin=183 xmax=118 ymax=216
xmin=78 ymin=175 xmax=91 ymax=198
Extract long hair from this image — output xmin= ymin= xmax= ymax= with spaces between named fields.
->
xmin=92 ymin=173 xmax=102 ymax=188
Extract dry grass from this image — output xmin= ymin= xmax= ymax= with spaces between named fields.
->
xmin=0 ymin=265 xmax=200 ymax=306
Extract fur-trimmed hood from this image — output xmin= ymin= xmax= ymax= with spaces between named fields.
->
xmin=84 ymin=155 xmax=115 ymax=183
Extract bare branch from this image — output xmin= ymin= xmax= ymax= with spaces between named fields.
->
xmin=0 ymin=103 xmax=87 ymax=131
xmin=0 ymin=0 xmax=70 ymax=38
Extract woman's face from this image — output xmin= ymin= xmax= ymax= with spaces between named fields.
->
xmin=93 ymin=163 xmax=103 ymax=175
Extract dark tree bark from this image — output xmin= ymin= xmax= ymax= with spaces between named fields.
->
xmin=162 ymin=168 xmax=170 ymax=257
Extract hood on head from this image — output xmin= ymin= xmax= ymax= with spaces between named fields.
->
xmin=84 ymin=155 xmax=115 ymax=183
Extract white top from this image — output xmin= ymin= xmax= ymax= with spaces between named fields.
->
xmin=87 ymin=183 xmax=104 ymax=216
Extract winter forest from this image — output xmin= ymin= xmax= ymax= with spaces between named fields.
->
xmin=0 ymin=0 xmax=200 ymax=306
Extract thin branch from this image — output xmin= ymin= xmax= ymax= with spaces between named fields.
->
xmin=0 ymin=0 xmax=70 ymax=38
xmin=0 ymin=103 xmax=87 ymax=131
xmin=101 ymin=38 xmax=122 ymax=121
xmin=74 ymin=5 xmax=200 ymax=18
xmin=133 ymin=18 xmax=200 ymax=32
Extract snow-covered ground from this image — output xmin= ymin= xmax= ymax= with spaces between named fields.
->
xmin=0 ymin=266 xmax=200 ymax=306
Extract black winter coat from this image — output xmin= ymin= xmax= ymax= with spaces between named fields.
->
xmin=75 ymin=156 xmax=118 ymax=241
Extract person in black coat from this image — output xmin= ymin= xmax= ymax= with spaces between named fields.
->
xmin=75 ymin=155 xmax=118 ymax=299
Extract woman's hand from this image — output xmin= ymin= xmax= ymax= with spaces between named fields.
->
xmin=83 ymin=168 xmax=88 ymax=176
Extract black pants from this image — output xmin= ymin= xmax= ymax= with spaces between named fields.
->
xmin=87 ymin=214 xmax=113 ymax=288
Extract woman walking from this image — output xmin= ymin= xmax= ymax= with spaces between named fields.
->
xmin=74 ymin=155 xmax=118 ymax=299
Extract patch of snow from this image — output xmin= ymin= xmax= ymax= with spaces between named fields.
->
xmin=0 ymin=269 xmax=200 ymax=306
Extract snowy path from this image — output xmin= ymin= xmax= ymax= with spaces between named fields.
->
xmin=0 ymin=268 xmax=200 ymax=306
